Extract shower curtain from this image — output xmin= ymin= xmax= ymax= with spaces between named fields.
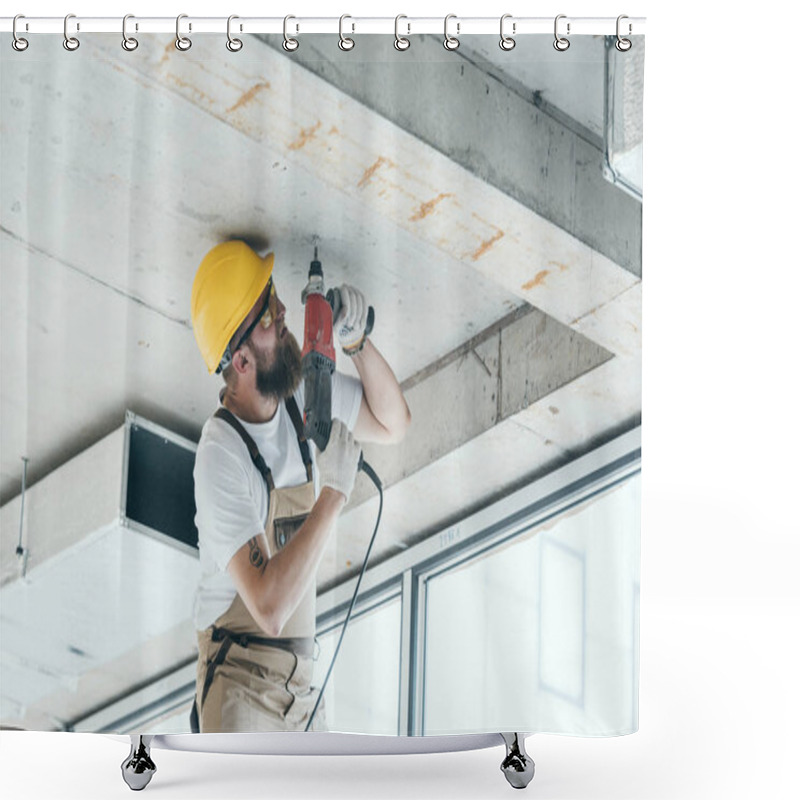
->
xmin=0 ymin=23 xmax=644 ymax=740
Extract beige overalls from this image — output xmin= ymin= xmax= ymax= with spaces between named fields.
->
xmin=193 ymin=397 xmax=327 ymax=733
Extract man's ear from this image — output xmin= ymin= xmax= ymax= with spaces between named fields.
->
xmin=231 ymin=348 xmax=249 ymax=374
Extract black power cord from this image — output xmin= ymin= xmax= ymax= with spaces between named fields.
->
xmin=305 ymin=459 xmax=383 ymax=731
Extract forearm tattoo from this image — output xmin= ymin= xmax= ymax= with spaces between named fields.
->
xmin=248 ymin=537 xmax=266 ymax=570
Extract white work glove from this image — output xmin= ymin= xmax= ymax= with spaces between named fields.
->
xmin=333 ymin=284 xmax=368 ymax=354
xmin=316 ymin=419 xmax=362 ymax=503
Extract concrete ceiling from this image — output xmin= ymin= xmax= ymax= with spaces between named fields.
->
xmin=0 ymin=33 xmax=642 ymax=730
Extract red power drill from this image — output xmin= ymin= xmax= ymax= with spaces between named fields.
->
xmin=300 ymin=246 xmax=373 ymax=451
xmin=300 ymin=245 xmax=382 ymax=732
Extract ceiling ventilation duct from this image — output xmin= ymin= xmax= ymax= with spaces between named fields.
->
xmin=0 ymin=413 xmax=199 ymax=731
xmin=604 ymin=35 xmax=645 ymax=199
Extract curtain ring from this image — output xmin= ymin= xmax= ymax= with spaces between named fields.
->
xmin=283 ymin=15 xmax=299 ymax=51
xmin=12 ymin=15 xmax=29 ymax=52
xmin=227 ymin=15 xmax=243 ymax=52
xmin=499 ymin=14 xmax=516 ymax=51
xmin=394 ymin=15 xmax=410 ymax=51
xmin=553 ymin=14 xmax=570 ymax=51
xmin=122 ymin=14 xmax=139 ymax=51
xmin=175 ymin=14 xmax=192 ymax=51
xmin=339 ymin=14 xmax=355 ymax=51
xmin=63 ymin=13 xmax=80 ymax=51
xmin=615 ymin=15 xmax=632 ymax=52
xmin=443 ymin=14 xmax=460 ymax=51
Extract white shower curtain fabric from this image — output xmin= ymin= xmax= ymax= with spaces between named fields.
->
xmin=0 ymin=29 xmax=643 ymax=737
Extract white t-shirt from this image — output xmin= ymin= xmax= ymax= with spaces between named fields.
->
xmin=192 ymin=373 xmax=363 ymax=631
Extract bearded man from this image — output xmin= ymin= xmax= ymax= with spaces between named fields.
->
xmin=188 ymin=241 xmax=410 ymax=733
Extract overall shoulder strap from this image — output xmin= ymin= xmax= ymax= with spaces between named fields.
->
xmin=285 ymin=395 xmax=314 ymax=483
xmin=213 ymin=408 xmax=275 ymax=494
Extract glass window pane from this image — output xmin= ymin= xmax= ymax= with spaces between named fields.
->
xmin=423 ymin=474 xmax=640 ymax=735
xmin=315 ymin=596 xmax=402 ymax=734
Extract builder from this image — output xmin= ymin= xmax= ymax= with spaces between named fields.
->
xmin=189 ymin=240 xmax=410 ymax=733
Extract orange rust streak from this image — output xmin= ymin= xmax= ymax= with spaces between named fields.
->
xmin=159 ymin=40 xmax=173 ymax=67
xmin=548 ymin=261 xmax=569 ymax=272
xmin=226 ymin=82 xmax=271 ymax=113
xmin=522 ymin=270 xmax=550 ymax=290
xmin=358 ymin=157 xmax=391 ymax=189
xmin=471 ymin=230 xmax=505 ymax=261
xmin=166 ymin=74 xmax=215 ymax=107
xmin=288 ymin=121 xmax=322 ymax=150
xmin=410 ymin=193 xmax=453 ymax=222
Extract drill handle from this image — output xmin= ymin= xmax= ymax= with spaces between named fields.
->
xmin=327 ymin=288 xmax=375 ymax=338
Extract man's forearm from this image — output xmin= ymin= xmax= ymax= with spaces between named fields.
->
xmin=351 ymin=339 xmax=411 ymax=441
xmin=259 ymin=487 xmax=344 ymax=635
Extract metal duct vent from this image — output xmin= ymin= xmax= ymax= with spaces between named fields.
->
xmin=0 ymin=413 xmax=200 ymax=731
xmin=604 ymin=35 xmax=645 ymax=199
xmin=123 ymin=413 xmax=199 ymax=553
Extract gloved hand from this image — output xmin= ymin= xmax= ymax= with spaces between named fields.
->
xmin=316 ymin=419 xmax=362 ymax=503
xmin=333 ymin=284 xmax=369 ymax=354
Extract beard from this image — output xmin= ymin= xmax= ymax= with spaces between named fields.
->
xmin=254 ymin=331 xmax=302 ymax=401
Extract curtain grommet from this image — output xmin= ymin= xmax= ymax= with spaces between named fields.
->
xmin=226 ymin=15 xmax=243 ymax=52
xmin=339 ymin=15 xmax=355 ymax=51
xmin=615 ymin=15 xmax=632 ymax=51
xmin=283 ymin=15 xmax=299 ymax=52
xmin=175 ymin=14 xmax=192 ymax=51
xmin=12 ymin=15 xmax=29 ymax=51
xmin=553 ymin=14 xmax=570 ymax=51
xmin=443 ymin=14 xmax=460 ymax=51
xmin=394 ymin=14 xmax=410 ymax=51
xmin=121 ymin=14 xmax=139 ymax=51
xmin=499 ymin=14 xmax=516 ymax=51
xmin=63 ymin=13 xmax=80 ymax=51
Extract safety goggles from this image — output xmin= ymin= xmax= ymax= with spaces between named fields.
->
xmin=234 ymin=279 xmax=277 ymax=352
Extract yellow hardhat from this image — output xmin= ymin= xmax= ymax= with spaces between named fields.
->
xmin=191 ymin=241 xmax=275 ymax=373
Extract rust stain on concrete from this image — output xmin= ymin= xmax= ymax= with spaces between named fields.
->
xmin=226 ymin=82 xmax=271 ymax=113
xmin=329 ymin=125 xmax=341 ymax=135
xmin=159 ymin=40 xmax=173 ymax=67
xmin=410 ymin=193 xmax=453 ymax=222
xmin=167 ymin=74 xmax=215 ymax=107
xmin=470 ymin=230 xmax=505 ymax=261
xmin=522 ymin=270 xmax=550 ymax=290
xmin=549 ymin=261 xmax=569 ymax=272
xmin=288 ymin=120 xmax=322 ymax=150
xmin=358 ymin=157 xmax=393 ymax=189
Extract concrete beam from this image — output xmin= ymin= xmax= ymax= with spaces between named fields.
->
xmin=346 ymin=305 xmax=612 ymax=508
xmin=262 ymin=34 xmax=642 ymax=277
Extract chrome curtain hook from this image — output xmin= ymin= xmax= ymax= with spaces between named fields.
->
xmin=122 ymin=14 xmax=139 ymax=51
xmin=339 ymin=14 xmax=355 ymax=51
xmin=394 ymin=14 xmax=410 ymax=51
xmin=553 ymin=14 xmax=570 ymax=51
xmin=443 ymin=14 xmax=460 ymax=51
xmin=227 ymin=15 xmax=243 ymax=52
xmin=12 ymin=14 xmax=29 ymax=51
xmin=283 ymin=15 xmax=299 ymax=52
xmin=63 ymin=13 xmax=80 ymax=51
xmin=500 ymin=14 xmax=516 ymax=51
xmin=616 ymin=14 xmax=632 ymax=51
xmin=175 ymin=14 xmax=192 ymax=51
